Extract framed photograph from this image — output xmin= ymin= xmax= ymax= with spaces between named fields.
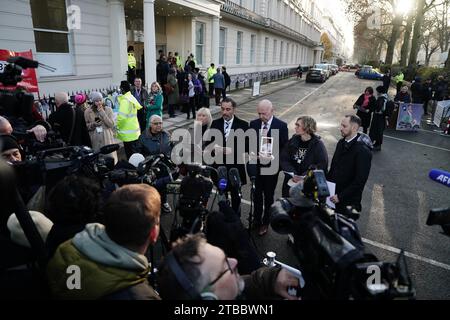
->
xmin=260 ymin=136 xmax=273 ymax=156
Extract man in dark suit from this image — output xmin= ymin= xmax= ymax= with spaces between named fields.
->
xmin=207 ymin=97 xmax=249 ymax=215
xmin=131 ymin=77 xmax=149 ymax=132
xmin=249 ymin=100 xmax=288 ymax=236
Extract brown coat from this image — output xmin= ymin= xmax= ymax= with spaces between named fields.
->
xmin=84 ymin=105 xmax=117 ymax=163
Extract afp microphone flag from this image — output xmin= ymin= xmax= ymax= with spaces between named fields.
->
xmin=429 ymin=169 xmax=450 ymax=188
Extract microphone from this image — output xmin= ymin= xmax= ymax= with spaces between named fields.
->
xmin=100 ymin=143 xmax=120 ymax=155
xmin=229 ymin=167 xmax=242 ymax=195
xmin=246 ymin=162 xmax=257 ymax=188
xmin=429 ymin=169 xmax=450 ymax=188
xmin=217 ymin=166 xmax=228 ymax=194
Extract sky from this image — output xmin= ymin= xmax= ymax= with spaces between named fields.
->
xmin=316 ymin=0 xmax=355 ymax=59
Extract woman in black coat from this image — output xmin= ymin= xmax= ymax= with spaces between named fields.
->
xmin=353 ymin=87 xmax=376 ymax=134
xmin=280 ymin=116 xmax=328 ymax=197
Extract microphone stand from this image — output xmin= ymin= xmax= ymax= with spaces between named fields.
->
xmin=248 ymin=176 xmax=256 ymax=234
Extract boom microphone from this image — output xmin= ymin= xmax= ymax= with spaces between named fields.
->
xmin=429 ymin=169 xmax=450 ymax=188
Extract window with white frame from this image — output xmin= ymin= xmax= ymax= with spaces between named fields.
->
xmin=286 ymin=43 xmax=290 ymax=64
xmin=250 ymin=34 xmax=256 ymax=64
xmin=273 ymin=39 xmax=277 ymax=64
xmin=195 ymin=22 xmax=205 ymax=66
xmin=219 ymin=27 xmax=226 ymax=65
xmin=264 ymin=37 xmax=269 ymax=63
xmin=266 ymin=0 xmax=272 ymax=18
xmin=30 ymin=0 xmax=72 ymax=76
xmin=236 ymin=31 xmax=243 ymax=64
xmin=280 ymin=41 xmax=284 ymax=63
xmin=252 ymin=0 xmax=257 ymax=12
xmin=291 ymin=44 xmax=295 ymax=63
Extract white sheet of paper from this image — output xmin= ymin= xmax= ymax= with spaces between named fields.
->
xmin=284 ymin=171 xmax=295 ymax=177
xmin=326 ymin=181 xmax=336 ymax=209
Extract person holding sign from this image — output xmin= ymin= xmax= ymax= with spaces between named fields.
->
xmin=249 ymin=100 xmax=288 ymax=236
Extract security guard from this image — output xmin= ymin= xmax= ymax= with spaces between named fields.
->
xmin=127 ymin=46 xmax=137 ymax=83
xmin=174 ymin=52 xmax=183 ymax=70
xmin=116 ymin=80 xmax=143 ymax=160
xmin=394 ymin=71 xmax=404 ymax=95
xmin=207 ymin=63 xmax=217 ymax=98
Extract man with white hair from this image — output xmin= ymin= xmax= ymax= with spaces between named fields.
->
xmin=138 ymin=115 xmax=173 ymax=214
xmin=249 ymin=100 xmax=288 ymax=236
xmin=48 ymin=92 xmax=91 ymax=146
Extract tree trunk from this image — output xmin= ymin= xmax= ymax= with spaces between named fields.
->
xmin=446 ymin=48 xmax=450 ymax=69
xmin=385 ymin=14 xmax=403 ymax=65
xmin=400 ymin=13 xmax=414 ymax=67
xmin=408 ymin=0 xmax=426 ymax=67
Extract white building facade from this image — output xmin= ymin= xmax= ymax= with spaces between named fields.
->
xmin=1 ymin=0 xmax=324 ymax=95
xmin=321 ymin=9 xmax=345 ymax=64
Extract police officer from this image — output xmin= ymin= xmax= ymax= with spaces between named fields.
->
xmin=116 ymin=81 xmax=143 ymax=160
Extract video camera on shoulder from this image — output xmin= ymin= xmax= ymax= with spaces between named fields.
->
xmin=269 ymin=168 xmax=415 ymax=300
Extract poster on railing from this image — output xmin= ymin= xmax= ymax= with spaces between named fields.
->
xmin=396 ymin=103 xmax=423 ymax=131
xmin=252 ymin=81 xmax=261 ymax=97
xmin=433 ymin=100 xmax=450 ymax=127
xmin=0 ymin=49 xmax=39 ymax=92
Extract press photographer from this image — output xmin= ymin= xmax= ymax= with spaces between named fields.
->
xmin=270 ymin=169 xmax=416 ymax=300
xmin=0 ymin=57 xmax=52 ymax=146
xmin=167 ymin=163 xmax=260 ymax=275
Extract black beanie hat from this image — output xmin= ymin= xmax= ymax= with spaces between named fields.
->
xmin=376 ymin=85 xmax=387 ymax=94
xmin=0 ymin=135 xmax=19 ymax=152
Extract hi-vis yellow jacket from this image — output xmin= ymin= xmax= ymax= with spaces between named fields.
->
xmin=128 ymin=53 xmax=136 ymax=69
xmin=116 ymin=91 xmax=142 ymax=142
xmin=207 ymin=66 xmax=217 ymax=84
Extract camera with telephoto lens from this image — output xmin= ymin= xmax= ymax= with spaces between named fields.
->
xmin=168 ymin=163 xmax=215 ymax=242
xmin=0 ymin=57 xmax=39 ymax=128
xmin=270 ymin=169 xmax=416 ymax=300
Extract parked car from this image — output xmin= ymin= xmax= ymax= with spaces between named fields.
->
xmin=306 ymin=68 xmax=327 ymax=83
xmin=314 ymin=64 xmax=332 ymax=79
xmin=330 ymin=64 xmax=339 ymax=75
xmin=357 ymin=67 xmax=384 ymax=80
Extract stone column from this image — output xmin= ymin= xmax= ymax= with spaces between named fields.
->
xmin=108 ymin=0 xmax=128 ymax=85
xmin=144 ymin=0 xmax=157 ymax=86
xmin=211 ymin=15 xmax=220 ymax=65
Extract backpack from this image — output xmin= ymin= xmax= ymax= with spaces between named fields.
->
xmin=193 ymin=78 xmax=202 ymax=95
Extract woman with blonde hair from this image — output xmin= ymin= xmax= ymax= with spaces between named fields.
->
xmin=145 ymin=81 xmax=164 ymax=129
xmin=84 ymin=92 xmax=117 ymax=163
xmin=280 ymin=116 xmax=328 ymax=197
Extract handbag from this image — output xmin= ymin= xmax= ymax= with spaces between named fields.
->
xmin=164 ymin=83 xmax=173 ymax=95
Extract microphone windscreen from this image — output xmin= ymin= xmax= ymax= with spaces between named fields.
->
xmin=229 ymin=167 xmax=241 ymax=189
xmin=129 ymin=153 xmax=145 ymax=167
xmin=246 ymin=162 xmax=257 ymax=178
xmin=429 ymin=169 xmax=450 ymax=188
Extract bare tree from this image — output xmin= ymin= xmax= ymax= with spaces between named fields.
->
xmin=408 ymin=0 xmax=437 ymax=67
xmin=344 ymin=0 xmax=404 ymax=65
xmin=400 ymin=11 xmax=415 ymax=67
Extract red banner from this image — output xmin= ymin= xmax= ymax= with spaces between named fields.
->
xmin=0 ymin=49 xmax=39 ymax=92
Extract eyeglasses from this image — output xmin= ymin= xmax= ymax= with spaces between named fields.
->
xmin=208 ymin=257 xmax=233 ymax=286
xmin=152 ymin=122 xmax=162 ymax=125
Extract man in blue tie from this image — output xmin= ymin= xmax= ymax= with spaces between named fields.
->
xmin=208 ymin=98 xmax=249 ymax=215
xmin=249 ymin=100 xmax=288 ymax=236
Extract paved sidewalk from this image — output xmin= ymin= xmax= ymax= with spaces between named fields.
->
xmin=164 ymin=76 xmax=303 ymax=132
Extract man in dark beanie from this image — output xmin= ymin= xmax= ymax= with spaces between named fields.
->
xmin=117 ymin=81 xmax=143 ymax=160
xmin=0 ymin=134 xmax=22 ymax=163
